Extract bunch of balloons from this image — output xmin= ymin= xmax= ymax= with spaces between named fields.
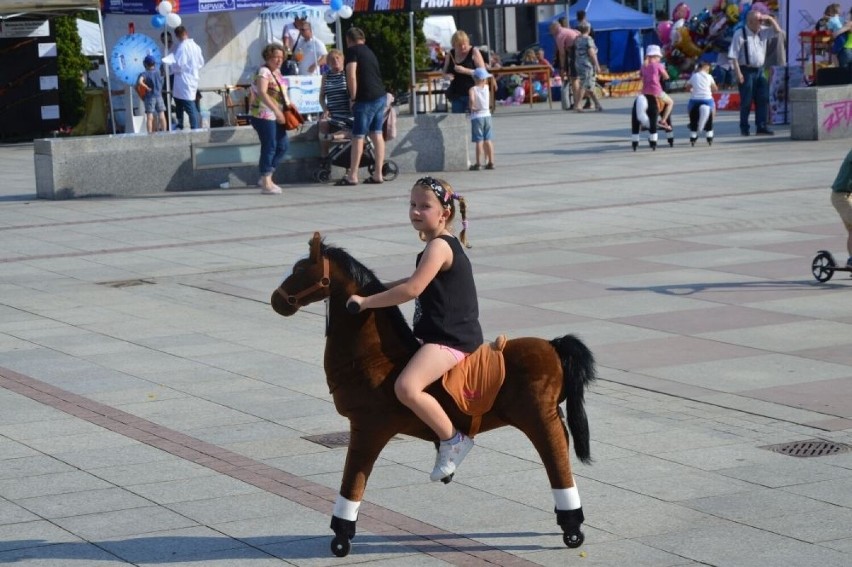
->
xmin=324 ymin=0 xmax=354 ymax=24
xmin=151 ymin=1 xmax=181 ymax=30
xmin=655 ymin=1 xmax=774 ymax=78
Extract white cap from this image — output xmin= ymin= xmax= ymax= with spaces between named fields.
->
xmin=646 ymin=45 xmax=662 ymax=58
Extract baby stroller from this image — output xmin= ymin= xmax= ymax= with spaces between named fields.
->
xmin=313 ymin=96 xmax=399 ymax=184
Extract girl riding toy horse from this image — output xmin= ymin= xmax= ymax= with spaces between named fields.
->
xmin=272 ymin=232 xmax=597 ymax=557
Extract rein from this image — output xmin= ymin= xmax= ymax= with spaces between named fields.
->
xmin=277 ymin=256 xmax=330 ymax=306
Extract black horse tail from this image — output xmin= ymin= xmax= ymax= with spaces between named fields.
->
xmin=550 ymin=334 xmax=596 ymax=465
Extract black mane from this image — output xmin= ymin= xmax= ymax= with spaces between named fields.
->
xmin=321 ymin=242 xmax=417 ymax=344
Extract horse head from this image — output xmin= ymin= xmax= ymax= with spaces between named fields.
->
xmin=271 ymin=232 xmax=334 ymax=317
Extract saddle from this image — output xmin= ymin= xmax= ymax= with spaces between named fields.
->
xmin=441 ymin=335 xmax=507 ymax=437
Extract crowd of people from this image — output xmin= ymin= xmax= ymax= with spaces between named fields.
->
xmin=140 ymin=8 xmax=815 ymax=198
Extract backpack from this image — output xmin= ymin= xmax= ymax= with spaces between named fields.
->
xmin=135 ymin=73 xmax=150 ymax=99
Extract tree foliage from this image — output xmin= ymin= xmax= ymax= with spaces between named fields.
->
xmin=347 ymin=12 xmax=430 ymax=94
xmin=54 ymin=15 xmax=90 ymax=128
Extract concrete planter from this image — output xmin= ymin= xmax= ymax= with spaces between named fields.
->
xmin=34 ymin=114 xmax=468 ymax=199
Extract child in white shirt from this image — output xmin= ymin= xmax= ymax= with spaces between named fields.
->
xmin=468 ymin=68 xmax=495 ymax=170
xmin=686 ymin=60 xmax=719 ymax=145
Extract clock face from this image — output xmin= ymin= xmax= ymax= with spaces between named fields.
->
xmin=110 ymin=33 xmax=162 ymax=86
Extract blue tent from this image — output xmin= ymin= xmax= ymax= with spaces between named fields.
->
xmin=539 ymin=0 xmax=654 ymax=72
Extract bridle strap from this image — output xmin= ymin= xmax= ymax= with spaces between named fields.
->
xmin=277 ymin=256 xmax=330 ymax=306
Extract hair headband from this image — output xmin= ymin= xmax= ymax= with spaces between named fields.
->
xmin=416 ymin=176 xmax=462 ymax=206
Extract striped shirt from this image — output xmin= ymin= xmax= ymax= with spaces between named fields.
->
xmin=322 ymin=71 xmax=350 ymax=119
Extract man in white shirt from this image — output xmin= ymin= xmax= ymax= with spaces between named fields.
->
xmin=171 ymin=25 xmax=205 ymax=130
xmin=282 ymin=15 xmax=305 ymax=53
xmin=295 ymin=22 xmax=327 ymax=75
xmin=727 ymin=7 xmax=780 ymax=136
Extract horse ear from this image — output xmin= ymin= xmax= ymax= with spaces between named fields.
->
xmin=309 ymin=232 xmax=321 ymax=261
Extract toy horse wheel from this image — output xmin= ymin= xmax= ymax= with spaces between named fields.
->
xmin=563 ymin=530 xmax=584 ymax=548
xmin=812 ymin=250 xmax=836 ymax=282
xmin=330 ymin=536 xmax=351 ymax=557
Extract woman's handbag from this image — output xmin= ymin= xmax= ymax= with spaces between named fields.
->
xmin=282 ymin=103 xmax=305 ymax=131
xmin=266 ymin=66 xmax=304 ymax=131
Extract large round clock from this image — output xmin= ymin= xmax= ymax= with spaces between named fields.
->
xmin=110 ymin=33 xmax=162 ymax=86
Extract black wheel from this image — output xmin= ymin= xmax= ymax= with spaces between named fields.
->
xmin=812 ymin=250 xmax=836 ymax=282
xmin=668 ymin=138 xmax=674 ymax=147
xmin=563 ymin=529 xmax=584 ymax=548
xmin=382 ymin=160 xmax=399 ymax=181
xmin=330 ymin=536 xmax=350 ymax=557
xmin=316 ymin=169 xmax=331 ymax=183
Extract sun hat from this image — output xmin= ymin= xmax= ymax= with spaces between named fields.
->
xmin=473 ymin=67 xmax=492 ymax=81
xmin=645 ymin=45 xmax=662 ymax=58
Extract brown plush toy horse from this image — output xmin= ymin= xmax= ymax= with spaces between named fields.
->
xmin=271 ymin=232 xmax=596 ymax=557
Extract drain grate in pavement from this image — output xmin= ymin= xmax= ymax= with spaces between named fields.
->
xmin=98 ymin=279 xmax=155 ymax=288
xmin=762 ymin=439 xmax=852 ymax=458
xmin=303 ymin=432 xmax=352 ymax=448
xmin=302 ymin=431 xmax=402 ymax=448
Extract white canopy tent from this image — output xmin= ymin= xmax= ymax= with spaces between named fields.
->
xmin=0 ymin=0 xmax=115 ymax=133
xmin=259 ymin=3 xmax=336 ymax=47
xmin=422 ymin=15 xmax=456 ymax=50
xmin=76 ymin=17 xmax=101 ymax=56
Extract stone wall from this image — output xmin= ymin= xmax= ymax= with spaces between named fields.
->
xmin=790 ymin=85 xmax=852 ymax=141
xmin=34 ymin=114 xmax=469 ymax=199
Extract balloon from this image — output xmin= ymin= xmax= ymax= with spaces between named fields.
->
xmin=672 ymin=2 xmax=690 ymax=22
xmin=657 ymin=20 xmax=673 ymax=45
xmin=726 ymin=3 xmax=740 ymax=24
xmin=324 ymin=9 xmax=339 ymax=24
xmin=330 ymin=0 xmax=343 ymax=11
xmin=166 ymin=12 xmax=181 ymax=29
xmin=675 ymin=26 xmax=703 ymax=58
xmin=151 ymin=14 xmax=166 ymax=29
xmin=338 ymin=5 xmax=353 ymax=19
xmin=157 ymin=1 xmax=172 ymax=16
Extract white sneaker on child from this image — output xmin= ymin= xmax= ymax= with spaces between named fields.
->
xmin=430 ymin=433 xmax=474 ymax=482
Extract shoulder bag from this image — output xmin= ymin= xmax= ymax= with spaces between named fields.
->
xmin=269 ymin=70 xmax=305 ymax=131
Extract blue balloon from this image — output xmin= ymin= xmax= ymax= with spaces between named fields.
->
xmin=151 ymin=14 xmax=166 ymax=29
xmin=330 ymin=0 xmax=343 ymax=11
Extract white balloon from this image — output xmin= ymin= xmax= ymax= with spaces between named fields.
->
xmin=157 ymin=1 xmax=172 ymax=16
xmin=338 ymin=5 xmax=353 ymax=19
xmin=324 ymin=9 xmax=338 ymax=24
xmin=166 ymin=12 xmax=181 ymax=28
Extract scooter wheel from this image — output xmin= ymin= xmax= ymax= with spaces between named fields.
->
xmin=812 ymin=250 xmax=836 ymax=282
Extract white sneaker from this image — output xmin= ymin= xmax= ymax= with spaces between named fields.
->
xmin=430 ymin=433 xmax=474 ymax=482
xmin=261 ymin=184 xmax=282 ymax=195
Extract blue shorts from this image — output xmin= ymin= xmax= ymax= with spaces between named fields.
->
xmin=351 ymin=96 xmax=385 ymax=138
xmin=144 ymin=97 xmax=165 ymax=114
xmin=471 ymin=116 xmax=492 ymax=142
xmin=688 ymin=98 xmax=715 ymax=113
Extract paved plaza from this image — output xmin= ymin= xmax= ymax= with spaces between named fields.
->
xmin=1 ymin=93 xmax=851 ymax=566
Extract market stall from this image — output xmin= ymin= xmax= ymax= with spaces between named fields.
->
xmin=0 ymin=0 xmax=116 ymax=138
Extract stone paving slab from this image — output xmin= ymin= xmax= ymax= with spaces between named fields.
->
xmin=1 ymin=96 xmax=852 ymax=565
